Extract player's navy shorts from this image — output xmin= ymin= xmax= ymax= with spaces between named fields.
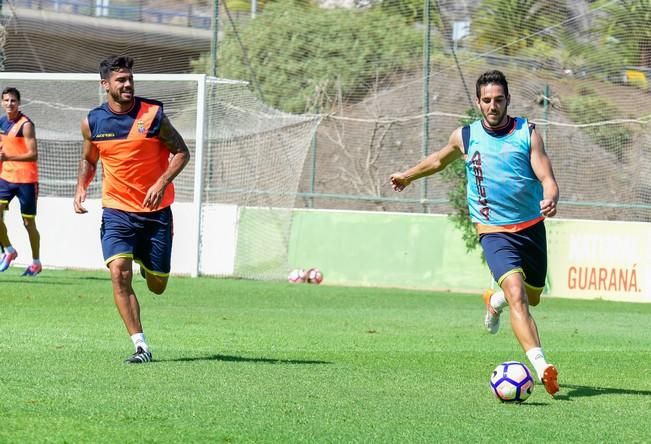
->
xmin=479 ymin=220 xmax=547 ymax=290
xmin=100 ymin=206 xmax=173 ymax=276
xmin=0 ymin=178 xmax=38 ymax=216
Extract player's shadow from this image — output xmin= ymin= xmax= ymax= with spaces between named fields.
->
xmin=0 ymin=278 xmax=75 ymax=286
xmin=555 ymin=384 xmax=651 ymax=401
xmin=161 ymin=353 xmax=332 ymax=365
xmin=0 ymin=274 xmax=109 ymax=285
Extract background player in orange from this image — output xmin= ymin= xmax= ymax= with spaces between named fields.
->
xmin=0 ymin=87 xmax=42 ymax=276
xmin=74 ymin=55 xmax=190 ymax=364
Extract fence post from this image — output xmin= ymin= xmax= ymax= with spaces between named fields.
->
xmin=210 ymin=0 xmax=219 ymax=77
xmin=192 ymin=75 xmax=208 ymax=277
xmin=421 ymin=0 xmax=432 ymax=213
xmin=543 ymin=84 xmax=550 ymax=147
xmin=309 ymin=132 xmax=317 ymax=208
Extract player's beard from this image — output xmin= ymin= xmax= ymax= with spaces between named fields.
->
xmin=110 ymin=88 xmax=134 ymax=105
xmin=482 ymin=107 xmax=508 ymax=128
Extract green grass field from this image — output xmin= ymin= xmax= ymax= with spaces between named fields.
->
xmin=2 ymin=268 xmax=651 ymax=443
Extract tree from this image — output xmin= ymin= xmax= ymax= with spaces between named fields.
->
xmin=192 ymin=0 xmax=423 ymax=113
xmin=441 ymin=108 xmax=483 ymax=258
xmin=593 ymin=0 xmax=651 ymax=67
xmin=379 ymin=0 xmax=440 ymax=24
xmin=470 ymin=0 xmax=570 ymax=56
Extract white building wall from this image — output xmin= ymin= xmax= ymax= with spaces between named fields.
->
xmin=3 ymin=197 xmax=237 ymax=276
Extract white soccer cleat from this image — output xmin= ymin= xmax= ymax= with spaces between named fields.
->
xmin=483 ymin=289 xmax=501 ymax=334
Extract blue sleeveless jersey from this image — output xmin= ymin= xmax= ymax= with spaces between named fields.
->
xmin=464 ymin=117 xmax=543 ymax=225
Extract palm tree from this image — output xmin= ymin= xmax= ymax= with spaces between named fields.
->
xmin=593 ymin=0 xmax=651 ymax=67
xmin=470 ymin=0 xmax=570 ymax=56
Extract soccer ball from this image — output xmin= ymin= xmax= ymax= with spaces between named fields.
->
xmin=288 ymin=268 xmax=306 ymax=283
xmin=489 ymin=361 xmax=535 ymax=403
xmin=306 ymin=268 xmax=324 ymax=284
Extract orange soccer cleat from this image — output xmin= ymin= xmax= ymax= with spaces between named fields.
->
xmin=542 ymin=365 xmax=559 ymax=396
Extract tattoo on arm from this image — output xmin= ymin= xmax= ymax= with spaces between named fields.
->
xmin=78 ymin=118 xmax=99 ymax=189
xmin=77 ymin=159 xmax=97 ymax=189
xmin=158 ymin=115 xmax=190 ymax=185
xmin=159 ymin=115 xmax=190 ymax=155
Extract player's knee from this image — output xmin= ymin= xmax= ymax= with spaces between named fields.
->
xmin=509 ymin=297 xmax=528 ymax=313
xmin=147 ymin=277 xmax=168 ymax=295
xmin=527 ymin=290 xmax=542 ymax=306
xmin=23 ymin=218 xmax=37 ymax=230
xmin=110 ymin=268 xmax=129 ymax=284
xmin=503 ymin=286 xmax=529 ymax=311
xmin=148 ymin=285 xmax=166 ymax=295
xmin=109 ymin=261 xmax=132 ymax=284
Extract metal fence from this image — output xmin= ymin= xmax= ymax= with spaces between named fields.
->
xmin=8 ymin=0 xmax=215 ymax=28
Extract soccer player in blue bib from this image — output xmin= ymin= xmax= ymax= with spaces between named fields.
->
xmin=390 ymin=70 xmax=560 ymax=396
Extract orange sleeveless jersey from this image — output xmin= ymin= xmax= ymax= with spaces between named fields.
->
xmin=88 ymin=97 xmax=175 ymax=212
xmin=0 ymin=113 xmax=38 ymax=183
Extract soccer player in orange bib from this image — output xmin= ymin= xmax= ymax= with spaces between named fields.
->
xmin=0 ymin=87 xmax=42 ymax=276
xmin=74 ymin=56 xmax=190 ymax=364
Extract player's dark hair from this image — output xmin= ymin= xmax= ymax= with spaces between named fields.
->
xmin=2 ymin=87 xmax=20 ymax=102
xmin=99 ymin=55 xmax=134 ymax=80
xmin=476 ymin=70 xmax=509 ymax=98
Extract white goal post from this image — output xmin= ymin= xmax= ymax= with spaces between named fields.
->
xmin=0 ymin=72 xmax=321 ymax=278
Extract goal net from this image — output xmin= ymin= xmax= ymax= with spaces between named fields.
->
xmin=201 ymin=79 xmax=321 ymax=279
xmin=0 ymin=73 xmax=320 ymax=279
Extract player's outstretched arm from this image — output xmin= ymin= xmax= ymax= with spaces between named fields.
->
xmin=74 ymin=118 xmax=98 ymax=214
xmin=142 ymin=115 xmax=191 ymax=210
xmin=530 ymin=127 xmax=559 ymax=217
xmin=390 ymin=128 xmax=464 ymax=192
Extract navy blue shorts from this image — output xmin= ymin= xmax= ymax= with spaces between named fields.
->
xmin=479 ymin=220 xmax=547 ymax=290
xmin=0 ymin=178 xmax=38 ymax=216
xmin=100 ymin=207 xmax=174 ymax=276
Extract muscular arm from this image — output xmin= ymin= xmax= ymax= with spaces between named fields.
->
xmin=530 ymin=127 xmax=559 ymax=217
xmin=142 ymin=115 xmax=191 ymax=210
xmin=73 ymin=118 xmax=99 ymax=214
xmin=390 ymin=127 xmax=464 ymax=192
xmin=0 ymin=121 xmax=38 ymax=162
